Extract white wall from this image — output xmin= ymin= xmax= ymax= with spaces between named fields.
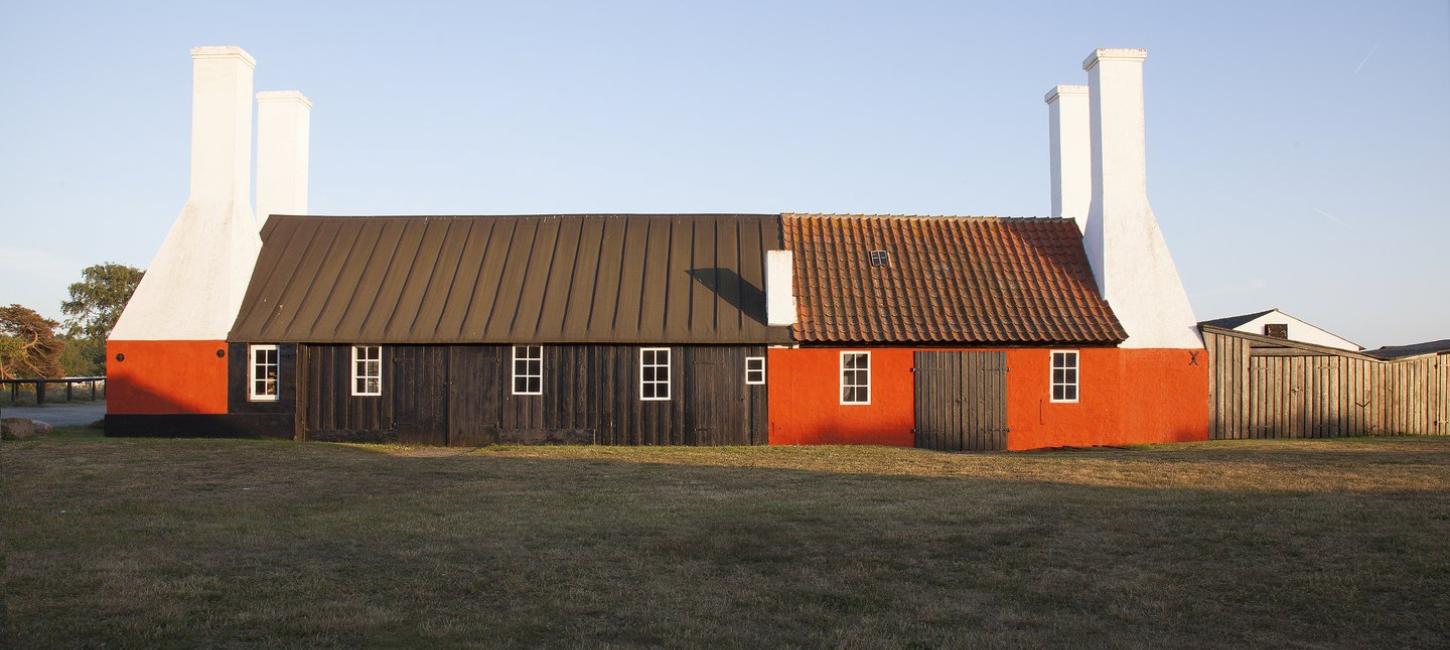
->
xmin=1233 ymin=311 xmax=1361 ymax=351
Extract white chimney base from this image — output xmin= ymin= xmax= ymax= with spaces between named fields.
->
xmin=110 ymin=46 xmax=262 ymax=341
xmin=1082 ymin=48 xmax=1200 ymax=349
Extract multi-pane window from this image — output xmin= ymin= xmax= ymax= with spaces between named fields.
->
xmin=840 ymin=351 xmax=870 ymax=404
xmin=512 ymin=345 xmax=543 ymax=395
xmin=868 ymin=250 xmax=891 ymax=267
xmin=352 ymin=345 xmax=382 ymax=396
xmin=745 ymin=356 xmax=766 ymax=385
xmin=1051 ymin=350 xmax=1079 ymax=403
xmin=640 ymin=348 xmax=671 ymax=401
xmin=248 ymin=344 xmax=279 ymax=401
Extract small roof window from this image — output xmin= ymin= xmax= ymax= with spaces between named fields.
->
xmin=868 ymin=250 xmax=890 ymax=268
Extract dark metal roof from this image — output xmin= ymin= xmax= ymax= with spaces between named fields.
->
xmin=1198 ymin=309 xmax=1277 ymax=330
xmin=230 ymin=214 xmax=792 ymax=345
xmin=1366 ymin=339 xmax=1450 ymax=360
xmin=783 ymin=214 xmax=1126 ymax=344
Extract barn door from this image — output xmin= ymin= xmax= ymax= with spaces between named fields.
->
xmin=391 ymin=346 xmax=449 ymax=445
xmin=688 ymin=349 xmax=720 ymax=445
xmin=914 ymin=351 xmax=1008 ymax=451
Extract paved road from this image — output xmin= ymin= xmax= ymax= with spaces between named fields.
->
xmin=1 ymin=401 xmax=106 ymax=427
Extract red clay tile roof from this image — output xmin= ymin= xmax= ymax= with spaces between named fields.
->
xmin=782 ymin=214 xmax=1126 ymax=344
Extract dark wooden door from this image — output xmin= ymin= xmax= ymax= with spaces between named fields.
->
xmin=392 ymin=346 xmax=449 ymax=445
xmin=914 ymin=351 xmax=1008 ymax=451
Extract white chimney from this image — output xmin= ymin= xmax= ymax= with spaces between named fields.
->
xmin=1081 ymin=48 xmax=1200 ymax=349
xmin=1044 ymin=84 xmax=1090 ymax=230
xmin=110 ymin=46 xmax=263 ymax=341
xmin=255 ymin=90 xmax=312 ymax=226
xmin=765 ymin=250 xmax=797 ymax=327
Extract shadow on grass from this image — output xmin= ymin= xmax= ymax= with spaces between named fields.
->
xmin=3 ymin=430 xmax=1449 ymax=647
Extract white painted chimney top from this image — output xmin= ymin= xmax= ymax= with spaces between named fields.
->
xmin=1082 ymin=48 xmax=1148 ymax=70
xmin=189 ymin=45 xmax=256 ymax=67
xmin=257 ymin=90 xmax=312 ymax=108
xmin=1043 ymin=84 xmax=1087 ymax=104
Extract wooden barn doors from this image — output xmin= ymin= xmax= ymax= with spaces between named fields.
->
xmin=913 ymin=351 xmax=1008 ymax=451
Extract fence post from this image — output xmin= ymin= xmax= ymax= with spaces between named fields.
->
xmin=66 ymin=381 xmax=74 ymax=402
xmin=91 ymin=380 xmax=98 ymax=400
xmin=35 ymin=379 xmax=45 ymax=405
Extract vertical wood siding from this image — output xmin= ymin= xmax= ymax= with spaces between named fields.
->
xmin=912 ymin=351 xmax=1008 ymax=451
xmin=1205 ymin=329 xmax=1448 ymax=439
xmin=297 ymin=344 xmax=767 ymax=446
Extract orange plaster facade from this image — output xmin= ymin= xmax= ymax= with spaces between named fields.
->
xmin=767 ymin=346 xmax=1208 ymax=450
xmin=105 ymin=340 xmax=230 ymax=414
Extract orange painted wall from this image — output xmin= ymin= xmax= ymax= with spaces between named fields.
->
xmin=767 ymin=348 xmax=916 ymax=446
xmin=106 ymin=340 xmax=229 ymax=414
xmin=767 ymin=346 xmax=1208 ymax=450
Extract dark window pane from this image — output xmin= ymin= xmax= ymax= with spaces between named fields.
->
xmin=1053 ymin=385 xmax=1065 ymax=400
xmin=1065 ymin=386 xmax=1078 ymax=401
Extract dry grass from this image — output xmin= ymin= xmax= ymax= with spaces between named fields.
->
xmin=3 ymin=430 xmax=1448 ymax=648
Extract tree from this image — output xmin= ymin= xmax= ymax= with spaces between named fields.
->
xmin=0 ymin=305 xmax=64 ymax=380
xmin=62 ymin=262 xmax=143 ymax=342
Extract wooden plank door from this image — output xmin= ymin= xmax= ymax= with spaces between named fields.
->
xmin=392 ymin=345 xmax=449 ymax=445
xmin=913 ymin=351 xmax=1008 ymax=451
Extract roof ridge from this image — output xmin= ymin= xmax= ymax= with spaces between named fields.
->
xmin=783 ymin=213 xmax=1068 ymax=221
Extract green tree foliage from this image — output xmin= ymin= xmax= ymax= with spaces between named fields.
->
xmin=61 ymin=263 xmax=143 ymax=341
xmin=57 ymin=335 xmax=101 ymax=377
xmin=0 ymin=304 xmax=64 ymax=379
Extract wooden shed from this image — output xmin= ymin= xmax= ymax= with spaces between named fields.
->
xmin=1202 ymin=325 xmax=1448 ymax=439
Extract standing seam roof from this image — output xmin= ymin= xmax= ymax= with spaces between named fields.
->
xmin=230 ymin=214 xmax=792 ymax=345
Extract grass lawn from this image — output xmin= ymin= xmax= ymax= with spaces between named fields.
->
xmin=3 ymin=430 xmax=1449 ymax=647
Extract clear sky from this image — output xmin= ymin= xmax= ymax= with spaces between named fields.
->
xmin=2 ymin=1 xmax=1447 ymax=348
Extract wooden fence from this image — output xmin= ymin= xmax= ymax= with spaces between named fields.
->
xmin=1204 ymin=326 xmax=1448 ymax=439
xmin=3 ymin=376 xmax=107 ymax=406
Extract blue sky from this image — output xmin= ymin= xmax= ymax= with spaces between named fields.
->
xmin=2 ymin=1 xmax=1446 ymax=347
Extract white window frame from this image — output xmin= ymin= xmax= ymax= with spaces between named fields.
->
xmin=511 ymin=345 xmax=544 ymax=395
xmin=840 ymin=351 xmax=871 ymax=405
xmin=248 ymin=344 xmax=280 ymax=402
xmin=745 ymin=356 xmax=766 ymax=385
xmin=1050 ymin=349 xmax=1079 ymax=403
xmin=639 ymin=347 xmax=671 ymax=401
xmin=351 ymin=345 xmax=383 ymax=397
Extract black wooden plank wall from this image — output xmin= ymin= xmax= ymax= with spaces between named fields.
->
xmin=913 ymin=351 xmax=1008 ymax=451
xmin=298 ymin=344 xmax=768 ymax=446
xmin=225 ymin=342 xmax=298 ymax=437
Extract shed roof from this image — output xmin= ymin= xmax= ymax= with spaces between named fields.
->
xmin=229 ymin=214 xmax=792 ymax=344
xmin=1198 ymin=309 xmax=1277 ymax=330
xmin=1366 ymin=339 xmax=1450 ymax=360
xmin=783 ymin=214 xmax=1126 ymax=344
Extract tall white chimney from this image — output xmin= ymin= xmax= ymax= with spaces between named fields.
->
xmin=765 ymin=250 xmax=797 ymax=327
xmin=110 ymin=46 xmax=263 ymax=341
xmin=1081 ymin=48 xmax=1200 ymax=349
xmin=1044 ymin=85 xmax=1090 ymax=230
xmin=255 ymin=90 xmax=312 ymax=226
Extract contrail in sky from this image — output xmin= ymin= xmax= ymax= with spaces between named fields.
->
xmin=1353 ymin=42 xmax=1380 ymax=75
